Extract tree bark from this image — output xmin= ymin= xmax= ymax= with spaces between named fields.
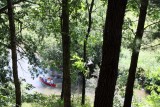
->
xmin=62 ymin=0 xmax=71 ymax=106
xmin=94 ymin=0 xmax=128 ymax=107
xmin=82 ymin=0 xmax=94 ymax=105
xmin=61 ymin=78 xmax=64 ymax=100
xmin=123 ymin=0 xmax=149 ymax=107
xmin=7 ymin=0 xmax=21 ymax=107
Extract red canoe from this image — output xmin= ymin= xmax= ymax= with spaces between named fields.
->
xmin=39 ymin=77 xmax=56 ymax=87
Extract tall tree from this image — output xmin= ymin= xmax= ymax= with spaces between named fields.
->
xmin=7 ymin=0 xmax=21 ymax=107
xmin=94 ymin=0 xmax=128 ymax=107
xmin=82 ymin=0 xmax=94 ymax=105
xmin=123 ymin=0 xmax=149 ymax=106
xmin=61 ymin=0 xmax=71 ymax=106
xmin=60 ymin=6 xmax=64 ymax=100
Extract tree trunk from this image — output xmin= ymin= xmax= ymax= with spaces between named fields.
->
xmin=81 ymin=73 xmax=86 ymax=105
xmin=7 ymin=0 xmax=21 ymax=107
xmin=62 ymin=0 xmax=71 ymax=106
xmin=123 ymin=0 xmax=148 ymax=107
xmin=94 ymin=0 xmax=128 ymax=107
xmin=60 ymin=9 xmax=64 ymax=100
xmin=61 ymin=79 xmax=64 ymax=100
xmin=82 ymin=0 xmax=94 ymax=105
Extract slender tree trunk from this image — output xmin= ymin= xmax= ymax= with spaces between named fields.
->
xmin=62 ymin=0 xmax=71 ymax=106
xmin=82 ymin=0 xmax=94 ymax=105
xmin=60 ymin=12 xmax=64 ymax=100
xmin=94 ymin=0 xmax=128 ymax=107
xmin=81 ymin=72 xmax=86 ymax=105
xmin=61 ymin=79 xmax=64 ymax=100
xmin=123 ymin=0 xmax=148 ymax=107
xmin=7 ymin=0 xmax=21 ymax=107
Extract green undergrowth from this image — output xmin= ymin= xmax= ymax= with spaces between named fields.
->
xmin=21 ymin=93 xmax=92 ymax=107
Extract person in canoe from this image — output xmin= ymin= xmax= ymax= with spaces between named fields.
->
xmin=39 ymin=77 xmax=56 ymax=87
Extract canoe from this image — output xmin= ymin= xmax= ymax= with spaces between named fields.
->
xmin=39 ymin=77 xmax=56 ymax=87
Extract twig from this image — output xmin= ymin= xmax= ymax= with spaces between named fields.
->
xmin=128 ymin=27 xmax=136 ymax=36
xmin=144 ymin=20 xmax=160 ymax=30
xmin=141 ymin=43 xmax=160 ymax=50
xmin=17 ymin=60 xmax=28 ymax=73
xmin=86 ymin=0 xmax=89 ymax=12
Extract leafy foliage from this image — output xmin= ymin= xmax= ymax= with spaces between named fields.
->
xmin=22 ymin=93 xmax=92 ymax=107
xmin=0 ymin=0 xmax=160 ymax=106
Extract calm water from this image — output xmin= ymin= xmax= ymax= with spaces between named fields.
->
xmin=9 ymin=52 xmax=62 ymax=95
xmin=9 ymin=53 xmax=147 ymax=103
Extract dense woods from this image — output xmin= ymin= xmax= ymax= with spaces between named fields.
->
xmin=0 ymin=0 xmax=160 ymax=107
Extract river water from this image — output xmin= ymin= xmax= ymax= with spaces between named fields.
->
xmin=9 ymin=53 xmax=147 ymax=104
xmin=9 ymin=52 xmax=63 ymax=96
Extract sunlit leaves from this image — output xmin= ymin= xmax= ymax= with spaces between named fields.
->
xmin=71 ymin=54 xmax=86 ymax=73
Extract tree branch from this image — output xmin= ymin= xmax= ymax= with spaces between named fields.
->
xmin=141 ymin=43 xmax=160 ymax=50
xmin=85 ymin=0 xmax=89 ymax=13
xmin=0 ymin=0 xmax=26 ymax=14
xmin=144 ymin=20 xmax=160 ymax=30
xmin=86 ymin=0 xmax=95 ymax=40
